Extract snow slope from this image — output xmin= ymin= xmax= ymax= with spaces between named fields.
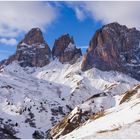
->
xmin=62 ymin=85 xmax=140 ymax=139
xmin=0 ymin=59 xmax=139 ymax=138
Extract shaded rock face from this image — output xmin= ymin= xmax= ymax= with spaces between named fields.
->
xmin=81 ymin=22 xmax=140 ymax=81
xmin=1 ymin=31 xmax=81 ymax=68
xmin=52 ymin=34 xmax=82 ymax=64
xmin=4 ymin=28 xmax=51 ymax=67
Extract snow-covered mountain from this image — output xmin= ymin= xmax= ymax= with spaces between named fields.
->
xmin=0 ymin=22 xmax=140 ymax=138
xmin=0 ymin=59 xmax=139 ymax=138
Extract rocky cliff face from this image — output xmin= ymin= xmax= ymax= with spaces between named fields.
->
xmin=1 ymin=31 xmax=82 ymax=68
xmin=52 ymin=34 xmax=82 ymax=64
xmin=3 ymin=28 xmax=51 ymax=67
xmin=81 ymin=22 xmax=140 ymax=81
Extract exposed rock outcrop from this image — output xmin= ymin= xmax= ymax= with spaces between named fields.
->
xmin=52 ymin=34 xmax=82 ymax=64
xmin=49 ymin=106 xmax=91 ymax=139
xmin=119 ymin=84 xmax=140 ymax=104
xmin=81 ymin=22 xmax=140 ymax=81
xmin=3 ymin=28 xmax=51 ymax=67
xmin=0 ymin=31 xmax=82 ymax=68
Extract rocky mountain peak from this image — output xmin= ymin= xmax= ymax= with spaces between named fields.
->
xmin=17 ymin=28 xmax=47 ymax=50
xmin=21 ymin=28 xmax=45 ymax=45
xmin=52 ymin=34 xmax=75 ymax=56
xmin=52 ymin=34 xmax=82 ymax=64
xmin=81 ymin=22 xmax=140 ymax=81
xmin=103 ymin=22 xmax=126 ymax=29
xmin=3 ymin=28 xmax=51 ymax=67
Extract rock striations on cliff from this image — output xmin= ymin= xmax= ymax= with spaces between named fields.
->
xmin=81 ymin=22 xmax=140 ymax=80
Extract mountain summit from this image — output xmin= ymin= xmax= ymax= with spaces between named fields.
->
xmin=0 ymin=30 xmax=82 ymax=68
xmin=2 ymin=28 xmax=51 ymax=67
xmin=81 ymin=22 xmax=140 ymax=80
xmin=52 ymin=34 xmax=82 ymax=64
xmin=18 ymin=28 xmax=46 ymax=45
xmin=0 ymin=23 xmax=140 ymax=81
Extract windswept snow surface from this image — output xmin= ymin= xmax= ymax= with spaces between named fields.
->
xmin=62 ymin=85 xmax=140 ymax=139
xmin=0 ymin=59 xmax=139 ymax=138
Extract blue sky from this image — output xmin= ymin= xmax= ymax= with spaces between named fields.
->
xmin=0 ymin=1 xmax=140 ymax=61
xmin=45 ymin=4 xmax=102 ymax=50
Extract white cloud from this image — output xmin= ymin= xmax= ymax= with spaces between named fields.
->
xmin=0 ymin=28 xmax=21 ymax=38
xmin=0 ymin=2 xmax=58 ymax=38
xmin=0 ymin=38 xmax=18 ymax=46
xmin=75 ymin=7 xmax=85 ymax=21
xmin=65 ymin=2 xmax=86 ymax=21
xmin=69 ymin=1 xmax=140 ymax=29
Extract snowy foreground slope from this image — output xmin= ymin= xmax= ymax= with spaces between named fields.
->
xmin=62 ymin=85 xmax=140 ymax=139
xmin=0 ymin=58 xmax=139 ymax=138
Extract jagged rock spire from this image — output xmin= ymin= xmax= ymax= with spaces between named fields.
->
xmin=52 ymin=34 xmax=82 ymax=64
